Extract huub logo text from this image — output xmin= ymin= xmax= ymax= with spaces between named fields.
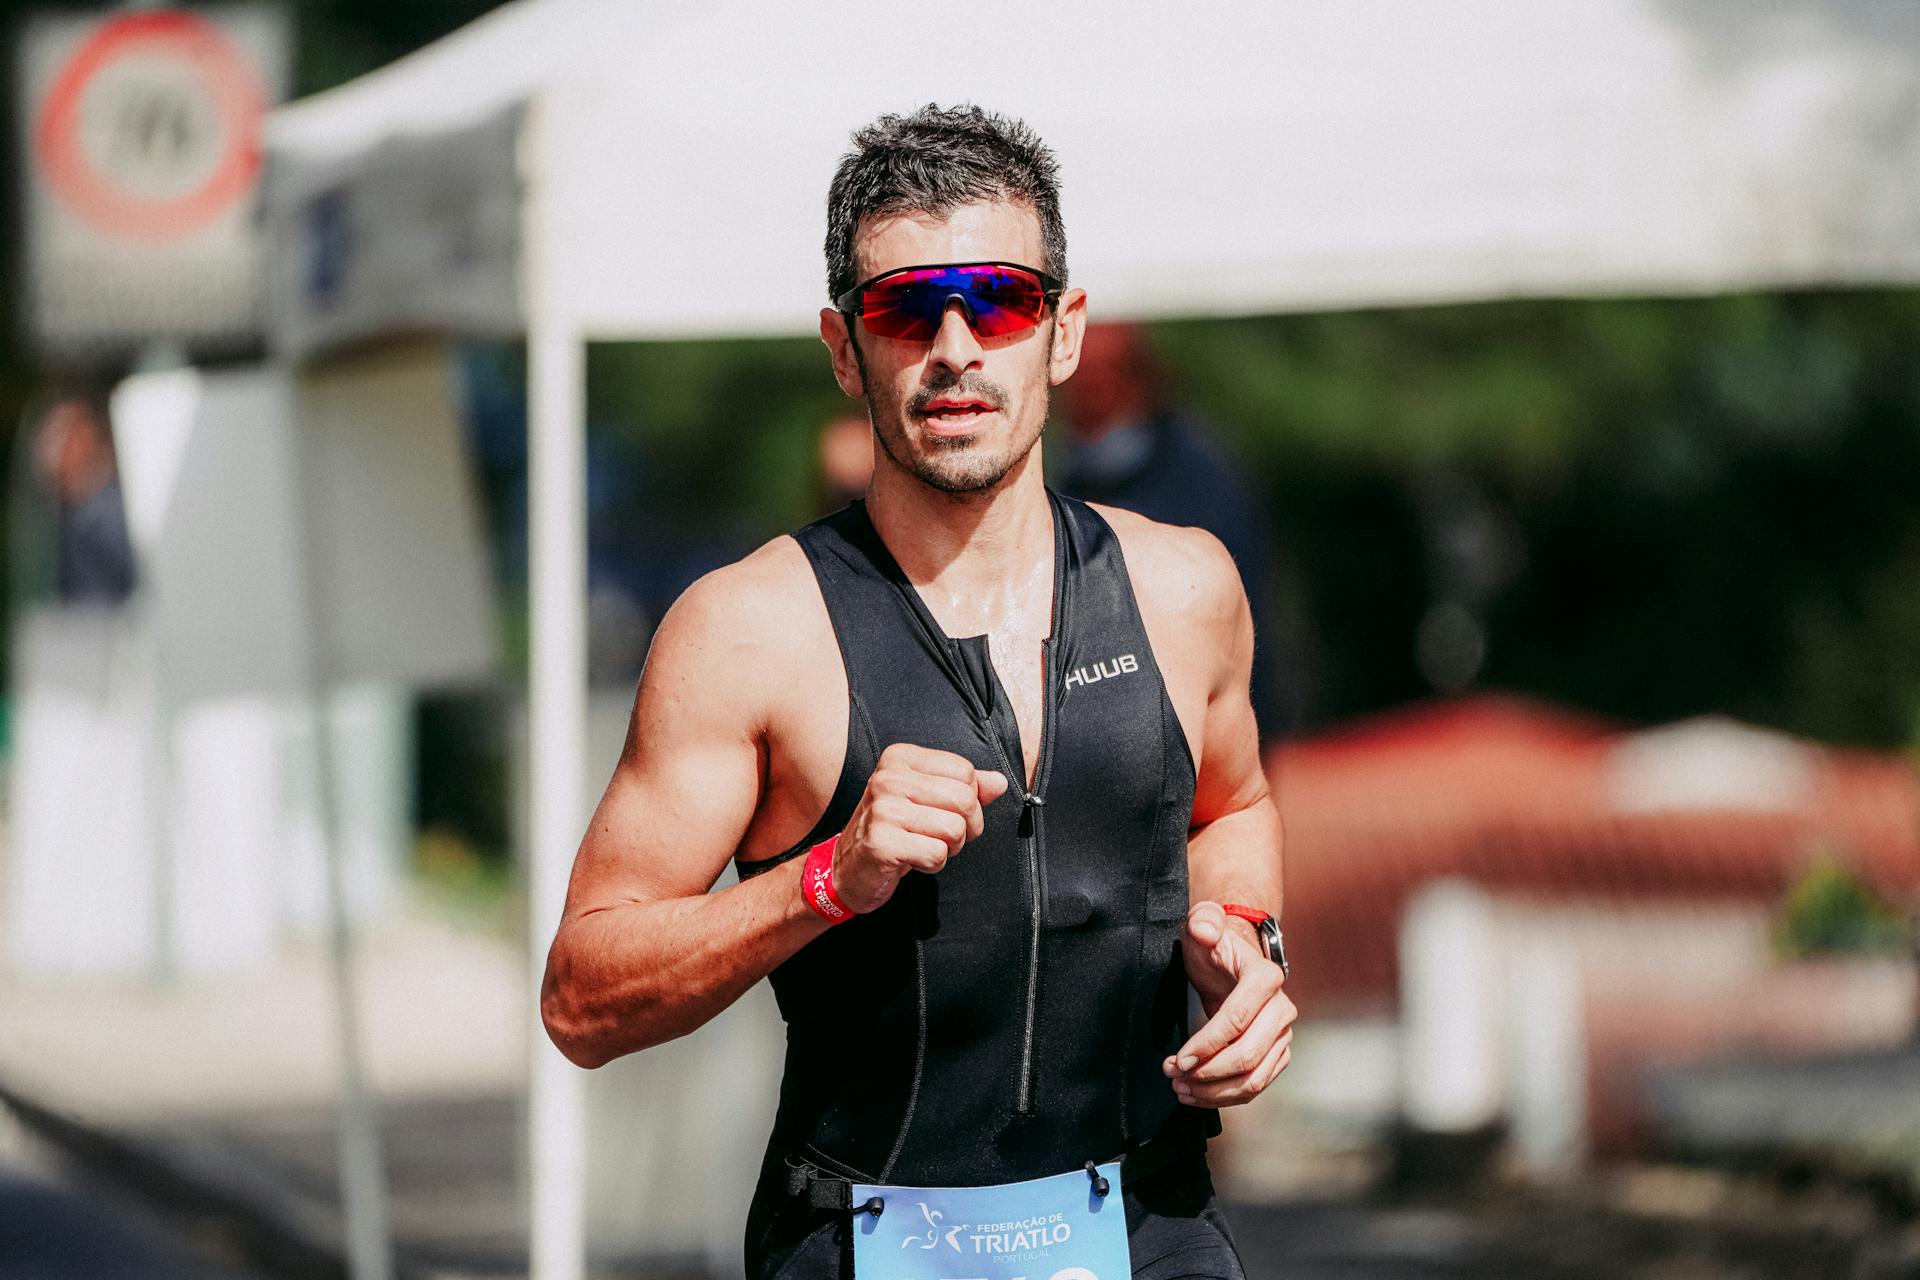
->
xmin=1063 ymin=653 xmax=1138 ymax=690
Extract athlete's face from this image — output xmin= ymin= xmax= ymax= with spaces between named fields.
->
xmin=821 ymin=200 xmax=1086 ymax=497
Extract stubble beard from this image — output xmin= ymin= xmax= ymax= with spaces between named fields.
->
xmin=854 ymin=335 xmax=1049 ymax=497
xmin=871 ymin=401 xmax=1041 ymax=495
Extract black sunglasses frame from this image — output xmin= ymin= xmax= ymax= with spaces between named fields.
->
xmin=832 ymin=260 xmax=1065 ymax=320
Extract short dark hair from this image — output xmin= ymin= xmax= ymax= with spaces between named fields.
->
xmin=825 ymin=104 xmax=1067 ymax=300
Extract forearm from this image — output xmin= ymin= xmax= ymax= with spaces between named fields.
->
xmin=1173 ymin=794 xmax=1299 ymax=1102
xmin=541 ymin=855 xmax=827 ymax=1068
xmin=1188 ymin=796 xmax=1285 ymax=931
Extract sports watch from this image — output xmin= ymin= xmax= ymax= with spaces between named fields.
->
xmin=1220 ymin=904 xmax=1289 ymax=979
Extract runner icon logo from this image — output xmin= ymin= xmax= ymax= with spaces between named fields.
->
xmin=901 ymin=1201 xmax=966 ymax=1251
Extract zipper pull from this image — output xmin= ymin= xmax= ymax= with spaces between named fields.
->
xmin=1019 ymin=790 xmax=1044 ymax=836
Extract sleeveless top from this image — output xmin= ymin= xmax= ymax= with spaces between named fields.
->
xmin=737 ymin=489 xmax=1208 ymax=1186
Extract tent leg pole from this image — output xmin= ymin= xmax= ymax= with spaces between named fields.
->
xmin=313 ymin=692 xmax=395 ymax=1280
xmin=528 ymin=317 xmax=588 ymax=1280
xmin=284 ymin=377 xmax=395 ymax=1280
xmin=137 ymin=566 xmax=179 ymax=988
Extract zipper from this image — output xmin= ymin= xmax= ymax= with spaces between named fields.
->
xmin=963 ymin=707 xmax=1042 ymax=1116
xmin=864 ymin=493 xmax=1071 ymax=1118
xmin=1014 ymin=663 xmax=1046 ymax=1114
xmin=1015 ymin=516 xmax=1071 ymax=1116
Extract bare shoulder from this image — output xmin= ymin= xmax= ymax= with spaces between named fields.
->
xmin=1088 ymin=504 xmax=1249 ymax=764
xmin=652 ymin=534 xmax=820 ymax=651
xmin=633 ymin=533 xmax=835 ymax=732
xmin=1090 ymin=503 xmax=1247 ymax=635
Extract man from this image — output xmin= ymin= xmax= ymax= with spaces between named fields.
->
xmin=542 ymin=105 xmax=1294 ymax=1279
xmin=32 ymin=393 xmax=134 ymax=604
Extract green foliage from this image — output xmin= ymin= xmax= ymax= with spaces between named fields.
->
xmin=1773 ymin=857 xmax=1913 ymax=959
xmin=288 ymin=1 xmax=516 ymax=97
xmin=586 ymin=336 xmax=853 ymax=538
xmin=1141 ymin=290 xmax=1920 ymax=745
xmin=413 ymin=824 xmax=520 ymax=937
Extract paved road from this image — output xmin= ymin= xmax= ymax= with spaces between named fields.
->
xmin=12 ymin=1088 xmax=1919 ymax=1280
xmin=1228 ymin=1193 xmax=1913 ymax=1280
xmin=0 ymin=1138 xmax=265 ymax=1280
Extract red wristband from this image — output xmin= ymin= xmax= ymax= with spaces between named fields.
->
xmin=801 ymin=834 xmax=853 ymax=924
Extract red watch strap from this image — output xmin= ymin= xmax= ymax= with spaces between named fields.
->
xmin=801 ymin=835 xmax=853 ymax=924
xmin=1222 ymin=902 xmax=1290 ymax=977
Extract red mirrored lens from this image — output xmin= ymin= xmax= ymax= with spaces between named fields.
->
xmin=859 ymin=264 xmax=1049 ymax=340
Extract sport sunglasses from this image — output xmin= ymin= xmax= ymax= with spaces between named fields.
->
xmin=834 ymin=261 xmax=1063 ymax=341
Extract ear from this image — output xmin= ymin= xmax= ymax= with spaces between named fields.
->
xmin=820 ymin=308 xmax=865 ymax=399
xmin=1047 ymin=287 xmax=1088 ymax=387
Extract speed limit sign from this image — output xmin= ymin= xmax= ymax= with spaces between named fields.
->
xmin=19 ymin=6 xmax=289 ymax=356
xmin=34 ymin=10 xmax=266 ymax=242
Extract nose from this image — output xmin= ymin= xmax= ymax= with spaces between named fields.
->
xmin=926 ymin=298 xmax=984 ymax=375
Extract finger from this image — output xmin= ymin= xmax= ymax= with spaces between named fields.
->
xmin=886 ymin=798 xmax=969 ymax=854
xmin=1165 ymin=985 xmax=1283 ymax=1081
xmin=1171 ymin=967 xmax=1278 ymax=1072
xmin=875 ymin=829 xmax=955 ymax=874
xmin=1182 ymin=912 xmax=1247 ymax=991
xmin=1176 ymin=1033 xmax=1292 ymax=1108
xmin=886 ymin=772 xmax=987 ymax=841
xmin=1185 ymin=901 xmax=1227 ymax=949
xmin=1174 ymin=1038 xmax=1292 ymax=1108
xmin=1183 ymin=999 xmax=1294 ymax=1083
xmin=975 ymin=769 xmax=1009 ymax=805
xmin=879 ymin=743 xmax=980 ymax=783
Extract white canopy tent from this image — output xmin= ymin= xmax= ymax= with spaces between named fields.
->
xmin=261 ymin=1 xmax=1920 ymax=1275
xmin=269 ymin=0 xmax=1920 ymax=337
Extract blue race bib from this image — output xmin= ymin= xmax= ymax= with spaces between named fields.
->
xmin=850 ymin=1162 xmax=1129 ymax=1280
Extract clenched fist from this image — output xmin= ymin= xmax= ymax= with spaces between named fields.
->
xmin=829 ymin=743 xmax=1008 ymax=914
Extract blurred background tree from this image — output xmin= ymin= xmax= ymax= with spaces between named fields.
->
xmin=1160 ymin=290 xmax=1920 ymax=746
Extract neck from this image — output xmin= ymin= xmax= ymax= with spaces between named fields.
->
xmin=864 ymin=442 xmax=1053 ymax=624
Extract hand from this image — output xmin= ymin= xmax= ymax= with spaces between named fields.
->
xmin=829 ymin=743 xmax=1008 ymax=915
xmin=1164 ymin=901 xmax=1296 ymax=1107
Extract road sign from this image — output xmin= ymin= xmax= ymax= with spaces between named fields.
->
xmin=18 ymin=6 xmax=289 ymax=359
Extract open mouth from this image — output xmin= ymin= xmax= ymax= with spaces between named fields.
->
xmin=918 ymin=398 xmax=997 ymax=433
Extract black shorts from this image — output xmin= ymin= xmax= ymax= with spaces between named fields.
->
xmin=744 ymin=1146 xmax=1246 ymax=1280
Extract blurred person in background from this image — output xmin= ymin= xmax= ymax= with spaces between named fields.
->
xmin=1060 ymin=323 xmax=1294 ymax=735
xmin=31 ymin=391 xmax=134 ymax=605
xmin=815 ymin=410 xmax=875 ymax=510
xmin=544 ymin=104 xmax=1292 ymax=1279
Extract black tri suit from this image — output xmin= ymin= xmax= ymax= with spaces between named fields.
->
xmin=739 ymin=490 xmax=1246 ymax=1279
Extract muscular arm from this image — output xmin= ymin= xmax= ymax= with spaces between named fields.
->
xmin=1118 ymin=518 xmax=1294 ymax=1107
xmin=540 ymin=561 xmax=830 ymax=1069
xmin=1184 ymin=541 xmax=1284 ymax=933
xmin=541 ymin=546 xmax=1004 ymax=1070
